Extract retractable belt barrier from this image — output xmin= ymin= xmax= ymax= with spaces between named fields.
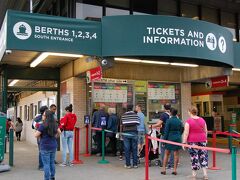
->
xmin=89 ymin=127 xmax=237 ymax=180
xmin=72 ymin=127 xmax=83 ymax=164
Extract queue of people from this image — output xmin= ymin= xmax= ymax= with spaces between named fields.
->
xmin=30 ymin=101 xmax=208 ymax=180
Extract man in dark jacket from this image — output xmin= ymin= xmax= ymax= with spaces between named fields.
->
xmin=92 ymin=105 xmax=108 ymax=156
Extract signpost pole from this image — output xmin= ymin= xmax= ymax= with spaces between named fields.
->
xmin=98 ymin=129 xmax=109 ymax=164
xmin=9 ymin=128 xmax=14 ymax=166
xmin=231 ymin=146 xmax=237 ymax=180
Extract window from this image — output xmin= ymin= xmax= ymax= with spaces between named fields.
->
xmin=24 ymin=105 xmax=27 ymax=120
xmin=181 ymin=2 xmax=199 ymax=20
xmin=19 ymin=106 xmax=22 ymax=120
xmin=30 ymin=104 xmax=34 ymax=120
xmin=202 ymin=7 xmax=218 ymax=24
xmin=106 ymin=8 xmax=129 ymax=16
xmin=34 ymin=105 xmax=38 ymax=116
xmin=133 ymin=0 xmax=157 ymax=14
xmin=38 ymin=101 xmax=42 ymax=113
xmin=76 ymin=3 xmax=102 ymax=19
xmin=221 ymin=11 xmax=237 ymax=41
xmin=158 ymin=0 xmax=177 ymax=16
xmin=106 ymin=0 xmax=129 ymax=9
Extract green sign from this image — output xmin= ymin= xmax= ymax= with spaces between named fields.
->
xmin=102 ymin=15 xmax=234 ymax=67
xmin=0 ymin=113 xmax=6 ymax=162
xmin=234 ymin=42 xmax=240 ymax=68
xmin=6 ymin=10 xmax=101 ymax=55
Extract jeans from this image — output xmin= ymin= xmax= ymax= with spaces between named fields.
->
xmin=61 ymin=131 xmax=74 ymax=164
xmin=37 ymin=139 xmax=43 ymax=169
xmin=96 ymin=131 xmax=106 ymax=154
xmin=41 ymin=150 xmax=56 ymax=180
xmin=108 ymin=135 xmax=117 ymax=155
xmin=123 ymin=131 xmax=138 ymax=166
xmin=160 ymin=136 xmax=174 ymax=167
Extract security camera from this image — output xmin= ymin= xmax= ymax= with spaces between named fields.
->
xmin=101 ymin=59 xmax=108 ymax=66
xmin=5 ymin=50 xmax=12 ymax=55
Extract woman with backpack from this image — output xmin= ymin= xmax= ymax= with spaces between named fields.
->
xmin=59 ymin=104 xmax=77 ymax=167
xmin=35 ymin=109 xmax=61 ymax=180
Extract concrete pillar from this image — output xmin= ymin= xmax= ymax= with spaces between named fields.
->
xmin=181 ymin=83 xmax=192 ymax=122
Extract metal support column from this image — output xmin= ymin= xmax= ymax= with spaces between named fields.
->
xmin=1 ymin=67 xmax=8 ymax=113
xmin=57 ymin=79 xmax=61 ymax=151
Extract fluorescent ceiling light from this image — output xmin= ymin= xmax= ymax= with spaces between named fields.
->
xmin=8 ymin=80 xmax=19 ymax=86
xmin=114 ymin=58 xmax=199 ymax=67
xmin=114 ymin=58 xmax=141 ymax=62
xmin=141 ymin=60 xmax=170 ymax=65
xmin=170 ymin=62 xmax=199 ymax=67
xmin=30 ymin=52 xmax=83 ymax=67
xmin=232 ymin=68 xmax=240 ymax=71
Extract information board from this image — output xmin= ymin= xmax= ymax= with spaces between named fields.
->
xmin=148 ymin=84 xmax=175 ymax=100
xmin=93 ymin=83 xmax=128 ymax=103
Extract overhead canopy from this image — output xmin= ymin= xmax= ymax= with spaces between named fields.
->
xmin=0 ymin=10 xmax=239 ymax=68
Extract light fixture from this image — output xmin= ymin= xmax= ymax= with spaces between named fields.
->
xmin=30 ymin=52 xmax=83 ymax=67
xmin=8 ymin=80 xmax=19 ymax=86
xmin=114 ymin=58 xmax=141 ymax=63
xmin=232 ymin=68 xmax=240 ymax=71
xmin=114 ymin=58 xmax=199 ymax=67
xmin=141 ymin=60 xmax=170 ymax=65
xmin=170 ymin=62 xmax=199 ymax=67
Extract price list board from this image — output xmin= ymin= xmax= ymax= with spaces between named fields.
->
xmin=93 ymin=83 xmax=132 ymax=103
xmin=148 ymin=84 xmax=176 ymax=100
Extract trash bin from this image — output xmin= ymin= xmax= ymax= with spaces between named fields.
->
xmin=0 ymin=112 xmax=6 ymax=163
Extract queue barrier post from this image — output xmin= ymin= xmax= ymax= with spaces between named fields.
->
xmin=72 ymin=127 xmax=83 ymax=164
xmin=9 ymin=128 xmax=14 ymax=166
xmin=231 ymin=146 xmax=237 ymax=180
xmin=209 ymin=130 xmax=221 ymax=170
xmin=98 ymin=129 xmax=109 ymax=164
xmin=84 ymin=125 xmax=91 ymax=157
xmin=145 ymin=134 xmax=149 ymax=180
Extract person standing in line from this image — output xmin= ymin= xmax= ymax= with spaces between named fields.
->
xmin=151 ymin=103 xmax=174 ymax=168
xmin=106 ymin=108 xmax=118 ymax=156
xmin=35 ymin=110 xmax=61 ymax=180
xmin=135 ymin=104 xmax=146 ymax=156
xmin=50 ymin=104 xmax=59 ymax=165
xmin=6 ymin=118 xmax=14 ymax=141
xmin=33 ymin=105 xmax=49 ymax=171
xmin=121 ymin=105 xmax=140 ymax=169
xmin=117 ymin=107 xmax=127 ymax=161
xmin=59 ymin=104 xmax=77 ymax=167
xmin=50 ymin=104 xmax=58 ymax=122
xmin=15 ymin=117 xmax=23 ymax=141
xmin=92 ymin=105 xmax=108 ymax=156
xmin=161 ymin=108 xmax=183 ymax=175
xmin=182 ymin=106 xmax=208 ymax=180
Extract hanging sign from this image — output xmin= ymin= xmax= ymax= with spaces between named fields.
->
xmin=211 ymin=76 xmax=228 ymax=88
xmin=86 ymin=66 xmax=102 ymax=83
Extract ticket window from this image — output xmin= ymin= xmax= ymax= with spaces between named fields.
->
xmin=148 ymin=82 xmax=181 ymax=122
xmin=91 ymin=82 xmax=134 ymax=116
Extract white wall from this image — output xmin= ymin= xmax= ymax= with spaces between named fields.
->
xmin=16 ymin=91 xmax=57 ymax=145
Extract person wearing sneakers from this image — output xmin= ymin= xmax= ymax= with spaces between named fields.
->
xmin=59 ymin=104 xmax=77 ymax=167
xmin=182 ymin=106 xmax=209 ymax=180
xmin=121 ymin=105 xmax=140 ymax=169
xmin=35 ymin=110 xmax=61 ymax=180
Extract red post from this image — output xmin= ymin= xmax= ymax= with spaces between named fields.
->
xmin=72 ymin=127 xmax=83 ymax=164
xmin=84 ymin=125 xmax=91 ymax=157
xmin=145 ymin=134 xmax=149 ymax=180
xmin=209 ymin=131 xmax=220 ymax=170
